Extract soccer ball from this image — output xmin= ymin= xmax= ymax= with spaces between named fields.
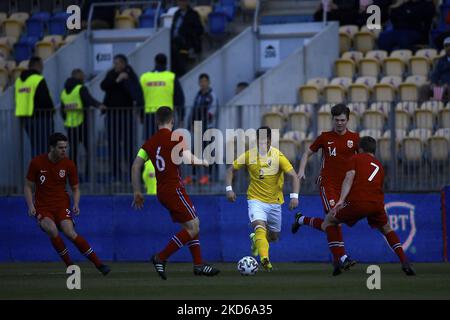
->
xmin=237 ymin=256 xmax=259 ymax=276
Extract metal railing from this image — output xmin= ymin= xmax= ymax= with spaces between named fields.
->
xmin=0 ymin=101 xmax=449 ymax=196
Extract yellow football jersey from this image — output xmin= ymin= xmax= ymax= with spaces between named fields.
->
xmin=233 ymin=147 xmax=294 ymax=204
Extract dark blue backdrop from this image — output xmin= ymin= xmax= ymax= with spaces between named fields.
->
xmin=0 ymin=192 xmax=445 ymax=263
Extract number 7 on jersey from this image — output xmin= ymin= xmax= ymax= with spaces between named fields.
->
xmin=368 ymin=162 xmax=379 ymax=181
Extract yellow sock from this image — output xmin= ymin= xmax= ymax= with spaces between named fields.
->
xmin=254 ymin=226 xmax=269 ymax=259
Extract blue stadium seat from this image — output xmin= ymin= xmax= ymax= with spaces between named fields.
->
xmin=31 ymin=11 xmax=51 ymax=22
xmin=214 ymin=3 xmax=235 ymax=21
xmin=14 ymin=39 xmax=34 ymax=62
xmin=139 ymin=14 xmax=155 ymax=28
xmin=26 ymin=18 xmax=46 ymax=38
xmin=49 ymin=12 xmax=70 ymax=35
xmin=208 ymin=12 xmax=227 ymax=35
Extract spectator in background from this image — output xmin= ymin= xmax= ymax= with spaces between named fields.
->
xmin=60 ymin=69 xmax=106 ymax=181
xmin=170 ymin=0 xmax=204 ymax=77
xmin=185 ymin=73 xmax=219 ymax=185
xmin=15 ymin=56 xmax=54 ymax=156
xmin=378 ymin=0 xmax=435 ymax=52
xmin=140 ymin=53 xmax=185 ymax=138
xmin=420 ymin=37 xmax=450 ymax=102
xmin=100 ymin=54 xmax=143 ymax=182
xmin=235 ymin=82 xmax=249 ymax=95
xmin=313 ymin=0 xmax=361 ymax=26
xmin=81 ymin=0 xmax=116 ymax=29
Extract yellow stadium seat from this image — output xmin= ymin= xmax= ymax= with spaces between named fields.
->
xmin=360 ymin=25 xmax=381 ymax=38
xmin=262 ymin=112 xmax=285 ymax=130
xmin=0 ymin=12 xmax=7 ymax=25
xmin=0 ymin=66 xmax=8 ymax=88
xmin=428 ymin=129 xmax=450 ymax=161
xmin=414 ymin=109 xmax=434 ymax=130
xmin=415 ymin=48 xmax=437 ymax=60
xmin=298 ymin=84 xmax=320 ymax=104
xmin=409 ymin=56 xmax=430 ymax=77
xmin=42 ymin=35 xmax=64 ymax=48
xmin=348 ymin=102 xmax=367 ymax=115
xmin=399 ymin=75 xmax=427 ymax=102
xmin=115 ymin=15 xmax=136 ymax=29
xmin=403 ymin=129 xmax=431 ymax=161
xmin=122 ymin=8 xmax=142 ymax=19
xmin=349 ymin=76 xmax=377 ymax=102
xmin=335 ymin=58 xmax=356 ymax=78
xmin=394 ymin=103 xmax=412 ymax=130
xmin=359 ymin=129 xmax=382 ymax=140
xmin=347 ymin=110 xmax=359 ymax=131
xmin=0 ymin=37 xmax=12 ymax=59
xmin=373 ymin=76 xmax=402 ymax=102
xmin=283 ymin=130 xmax=306 ymax=141
xmin=194 ymin=6 xmax=212 ymax=27
xmin=279 ymin=138 xmax=299 ymax=165
xmin=324 ymin=77 xmax=352 ymax=103
xmin=440 ymin=106 xmax=450 ymax=128
xmin=35 ymin=42 xmax=55 ymax=60
xmin=318 ymin=104 xmax=333 ymax=133
xmin=339 ymin=33 xmax=352 ymax=54
xmin=3 ymin=19 xmax=23 ymax=40
xmin=362 ymin=109 xmax=385 ymax=131
xmin=383 ymin=57 xmax=405 ymax=77
xmin=288 ymin=109 xmax=310 ymax=133
xmin=9 ymin=12 xmax=29 ymax=24
xmin=341 ymin=51 xmax=364 ymax=64
xmin=378 ymin=129 xmax=406 ymax=161
xmin=353 ymin=31 xmax=375 ymax=53
xmin=340 ymin=25 xmax=359 ymax=38
xmin=241 ymin=0 xmax=258 ymax=11
xmin=366 ymin=50 xmax=388 ymax=62
xmin=358 ymin=57 xmax=380 ymax=78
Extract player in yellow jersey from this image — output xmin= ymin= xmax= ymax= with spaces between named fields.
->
xmin=225 ymin=126 xmax=300 ymax=271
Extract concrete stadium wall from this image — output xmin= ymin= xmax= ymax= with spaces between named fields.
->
xmin=0 ymin=193 xmax=445 ymax=263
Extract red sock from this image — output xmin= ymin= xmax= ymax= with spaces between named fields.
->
xmin=303 ymin=217 xmax=324 ymax=230
xmin=186 ymin=235 xmax=203 ymax=266
xmin=158 ymin=229 xmax=193 ymax=261
xmin=385 ymin=231 xmax=407 ymax=263
xmin=337 ymin=225 xmax=346 ymax=256
xmin=50 ymin=236 xmax=73 ymax=267
xmin=325 ymin=225 xmax=343 ymax=263
xmin=72 ymin=235 xmax=102 ymax=268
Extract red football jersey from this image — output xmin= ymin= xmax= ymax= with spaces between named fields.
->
xmin=310 ymin=130 xmax=360 ymax=188
xmin=140 ymin=128 xmax=185 ymax=192
xmin=346 ymin=153 xmax=385 ymax=203
xmin=26 ymin=154 xmax=78 ymax=209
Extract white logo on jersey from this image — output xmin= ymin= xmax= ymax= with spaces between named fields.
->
xmin=59 ymin=170 xmax=66 ymax=178
xmin=347 ymin=140 xmax=354 ymax=148
xmin=327 ymin=141 xmax=334 ymax=144
xmin=40 ymin=170 xmax=47 ymax=173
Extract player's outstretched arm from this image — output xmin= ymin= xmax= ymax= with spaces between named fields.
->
xmin=225 ymin=165 xmax=237 ymax=202
xmin=71 ymin=184 xmax=80 ymax=215
xmin=182 ymin=149 xmax=208 ymax=167
xmin=24 ymin=179 xmax=36 ymax=217
xmin=131 ymin=156 xmax=145 ymax=209
xmin=332 ymin=170 xmax=356 ymax=215
xmin=297 ymin=149 xmax=314 ymax=180
xmin=287 ymin=169 xmax=300 ymax=210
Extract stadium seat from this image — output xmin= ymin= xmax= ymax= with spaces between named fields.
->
xmin=383 ymin=49 xmax=412 ymax=77
xmin=399 ymin=75 xmax=427 ymax=101
xmin=409 ymin=49 xmax=437 ymax=76
xmin=11 ymin=59 xmax=28 ymax=81
xmin=348 ymin=102 xmax=367 ymax=115
xmin=3 ymin=18 xmax=24 ymax=40
xmin=283 ymin=130 xmax=306 ymax=141
xmin=0 ymin=65 xmax=9 ymax=88
xmin=360 ymin=25 xmax=381 ymax=38
xmin=403 ymin=129 xmax=431 ymax=161
xmin=139 ymin=12 xmax=156 ymax=28
xmin=279 ymin=138 xmax=299 ymax=165
xmin=288 ymin=107 xmax=310 ymax=132
xmin=393 ymin=103 xmax=412 ymax=131
xmin=318 ymin=104 xmax=333 ymax=132
xmin=0 ymin=37 xmax=12 ymax=59
xmin=0 ymin=12 xmax=7 ymax=26
xmin=359 ymin=129 xmax=382 ymax=139
xmin=298 ymin=77 xmax=328 ymax=104
xmin=348 ymin=76 xmax=377 ymax=102
xmin=415 ymin=48 xmax=437 ymax=61
xmin=115 ymin=15 xmax=136 ymax=29
xmin=373 ymin=76 xmax=402 ymax=102
xmin=14 ymin=38 xmax=36 ymax=62
xmin=194 ymin=6 xmax=213 ymax=27
xmin=26 ymin=17 xmax=45 ymax=38
xmin=440 ymin=104 xmax=450 ymax=128
xmin=9 ymin=12 xmax=29 ymax=25
xmin=334 ymin=58 xmax=356 ymax=78
xmin=358 ymin=57 xmax=380 ymax=78
xmin=241 ymin=0 xmax=258 ymax=11
xmin=341 ymin=51 xmax=364 ymax=64
xmin=366 ymin=50 xmax=388 ymax=62
xmin=301 ymin=132 xmax=315 ymax=159
xmin=262 ymin=112 xmax=284 ymax=130
xmin=35 ymin=41 xmax=54 ymax=60
xmin=415 ymin=108 xmax=434 ymax=130
xmin=428 ymin=128 xmax=450 ymax=161
xmin=339 ymin=26 xmax=359 ymax=54
xmin=215 ymin=1 xmax=236 ymax=21
xmin=362 ymin=108 xmax=385 ymax=131
xmin=347 ymin=109 xmax=359 ymax=131
xmin=324 ymin=77 xmax=352 ymax=103
xmin=208 ymin=12 xmax=227 ymax=35
xmin=378 ymin=129 xmax=406 ymax=161
xmin=48 ymin=12 xmax=69 ymax=35
xmin=370 ymin=101 xmax=391 ymax=116
xmin=353 ymin=30 xmax=375 ymax=53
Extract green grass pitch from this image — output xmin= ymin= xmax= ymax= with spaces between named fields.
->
xmin=0 ymin=262 xmax=449 ymax=299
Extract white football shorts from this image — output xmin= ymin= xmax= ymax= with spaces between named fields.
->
xmin=247 ymin=199 xmax=282 ymax=232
